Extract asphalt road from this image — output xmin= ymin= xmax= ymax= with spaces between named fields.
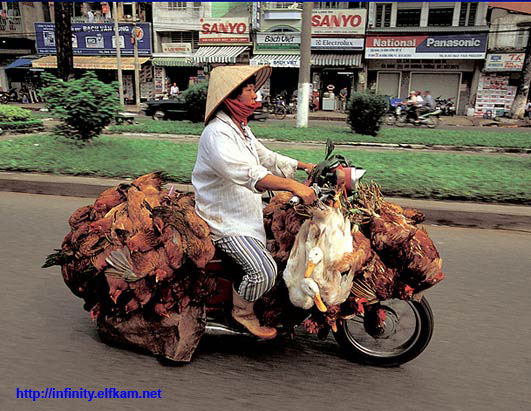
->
xmin=1 ymin=192 xmax=530 ymax=411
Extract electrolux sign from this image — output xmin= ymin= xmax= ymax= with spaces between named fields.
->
xmin=365 ymin=33 xmax=487 ymax=59
xmin=35 ymin=22 xmax=152 ymax=56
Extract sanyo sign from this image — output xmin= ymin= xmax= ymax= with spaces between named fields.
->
xmin=199 ymin=18 xmax=250 ymax=44
xmin=311 ymin=9 xmax=367 ymax=35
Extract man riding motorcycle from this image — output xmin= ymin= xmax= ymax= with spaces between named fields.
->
xmin=192 ymin=65 xmax=316 ymax=339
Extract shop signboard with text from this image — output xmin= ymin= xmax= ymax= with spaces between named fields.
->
xmin=365 ymin=33 xmax=487 ymax=59
xmin=256 ymin=32 xmax=300 ymax=50
xmin=35 ymin=22 xmax=152 ymax=56
xmin=199 ymin=18 xmax=250 ymax=44
xmin=311 ymin=37 xmax=364 ymax=50
xmin=485 ymin=53 xmax=525 ymax=72
xmin=311 ymin=9 xmax=366 ymax=35
xmin=161 ymin=43 xmax=192 ymax=54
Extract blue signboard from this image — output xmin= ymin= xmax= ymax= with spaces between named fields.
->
xmin=35 ymin=22 xmax=152 ymax=56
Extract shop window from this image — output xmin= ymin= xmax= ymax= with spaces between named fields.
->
xmin=168 ymin=2 xmax=187 ymax=10
xmin=269 ymin=2 xmax=301 ymax=9
xmin=122 ymin=2 xmax=133 ymax=17
xmin=347 ymin=2 xmax=367 ymax=9
xmin=375 ymin=3 xmax=391 ymax=28
xmin=170 ymin=31 xmax=199 ymax=50
xmin=396 ymin=8 xmax=421 ymax=27
xmin=459 ymin=2 xmax=477 ymax=27
xmin=428 ymin=8 xmax=453 ymax=27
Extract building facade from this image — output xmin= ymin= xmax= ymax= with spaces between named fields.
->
xmin=365 ymin=1 xmax=489 ymax=114
xmin=476 ymin=3 xmax=531 ymax=117
xmin=0 ymin=1 xmax=51 ymax=94
xmin=250 ymin=2 xmax=367 ymax=109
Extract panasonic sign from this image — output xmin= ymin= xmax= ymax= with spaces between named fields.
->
xmin=426 ymin=38 xmax=481 ymax=48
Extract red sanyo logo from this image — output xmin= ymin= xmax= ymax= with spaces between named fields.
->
xmin=200 ymin=19 xmax=247 ymax=35
xmin=311 ymin=13 xmax=363 ymax=28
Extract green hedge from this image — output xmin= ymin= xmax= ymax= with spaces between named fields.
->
xmin=0 ymin=119 xmax=44 ymax=130
xmin=0 ymin=105 xmax=32 ymax=122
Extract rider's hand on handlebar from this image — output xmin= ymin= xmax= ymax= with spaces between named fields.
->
xmin=298 ymin=162 xmax=316 ymax=176
xmin=292 ymin=183 xmax=317 ymax=205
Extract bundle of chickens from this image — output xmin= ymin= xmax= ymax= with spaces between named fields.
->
xmin=43 ymin=172 xmax=217 ymax=361
xmin=263 ymin=180 xmax=445 ymax=334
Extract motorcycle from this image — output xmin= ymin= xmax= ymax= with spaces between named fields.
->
xmin=384 ymin=98 xmax=404 ymax=126
xmin=396 ymin=104 xmax=441 ymax=128
xmin=435 ymin=96 xmax=456 ymax=116
xmin=201 ymin=147 xmax=435 ymax=367
xmin=0 ymin=87 xmax=18 ymax=104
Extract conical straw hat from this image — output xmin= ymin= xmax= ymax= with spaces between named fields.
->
xmin=204 ymin=65 xmax=271 ymax=124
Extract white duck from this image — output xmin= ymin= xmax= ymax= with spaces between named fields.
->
xmin=283 ymin=205 xmax=354 ymax=313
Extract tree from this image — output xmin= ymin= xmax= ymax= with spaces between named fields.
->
xmin=511 ymin=27 xmax=531 ymax=119
xmin=53 ymin=2 xmax=74 ymax=81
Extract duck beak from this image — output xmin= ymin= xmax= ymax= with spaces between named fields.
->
xmin=304 ymin=261 xmax=316 ymax=278
xmin=331 ymin=321 xmax=338 ymax=333
xmin=313 ymin=293 xmax=327 ymax=312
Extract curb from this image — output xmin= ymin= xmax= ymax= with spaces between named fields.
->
xmin=1 ymin=172 xmax=530 ymax=233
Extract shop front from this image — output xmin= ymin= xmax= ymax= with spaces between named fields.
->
xmin=194 ymin=17 xmax=251 ymax=70
xmin=152 ymin=42 xmax=203 ymax=98
xmin=474 ymin=53 xmax=525 ymax=117
xmin=365 ymin=33 xmax=487 ymax=114
xmin=32 ymin=21 xmax=153 ymax=101
xmin=310 ymin=8 xmax=366 ymax=111
xmin=250 ymin=31 xmax=300 ymax=100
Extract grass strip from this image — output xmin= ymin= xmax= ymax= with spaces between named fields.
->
xmin=0 ymin=134 xmax=529 ymax=204
xmin=107 ymin=118 xmax=531 ymax=149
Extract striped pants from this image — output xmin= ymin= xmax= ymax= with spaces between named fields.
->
xmin=214 ymin=236 xmax=278 ymax=302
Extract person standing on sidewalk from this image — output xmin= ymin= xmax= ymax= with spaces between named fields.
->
xmin=192 ymin=65 xmax=316 ymax=339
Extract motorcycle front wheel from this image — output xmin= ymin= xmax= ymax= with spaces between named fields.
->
xmin=274 ymin=106 xmax=287 ymax=120
xmin=333 ymin=297 xmax=434 ymax=367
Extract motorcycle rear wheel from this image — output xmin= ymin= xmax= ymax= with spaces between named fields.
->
xmin=385 ymin=113 xmax=396 ymax=126
xmin=333 ymin=297 xmax=434 ymax=367
xmin=426 ymin=116 xmax=439 ymax=128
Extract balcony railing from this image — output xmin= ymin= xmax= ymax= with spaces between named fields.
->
xmin=0 ymin=16 xmax=23 ymax=33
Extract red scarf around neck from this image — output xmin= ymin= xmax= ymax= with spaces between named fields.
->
xmin=223 ymin=98 xmax=261 ymax=127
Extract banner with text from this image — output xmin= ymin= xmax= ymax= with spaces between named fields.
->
xmin=199 ymin=18 xmax=250 ymax=44
xmin=485 ymin=53 xmax=525 ymax=72
xmin=35 ymin=22 xmax=152 ymax=56
xmin=365 ymin=33 xmax=487 ymax=59
xmin=312 ymin=9 xmax=366 ymax=35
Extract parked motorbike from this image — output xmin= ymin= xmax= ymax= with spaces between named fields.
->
xmin=396 ymin=105 xmax=441 ymax=128
xmin=435 ymin=96 xmax=456 ymax=116
xmin=202 ymin=152 xmax=435 ymax=367
xmin=0 ymin=88 xmax=18 ymax=104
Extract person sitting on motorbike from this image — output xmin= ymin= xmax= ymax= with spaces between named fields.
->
xmin=406 ymin=91 xmax=419 ymax=122
xmin=423 ymin=90 xmax=435 ymax=110
xmin=192 ymin=65 xmax=317 ymax=340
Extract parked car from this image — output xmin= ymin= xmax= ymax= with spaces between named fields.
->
xmin=142 ymin=97 xmax=188 ymax=121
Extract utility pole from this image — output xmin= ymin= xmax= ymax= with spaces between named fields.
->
xmin=511 ymin=26 xmax=531 ymax=119
xmin=113 ymin=1 xmax=124 ymax=106
xmin=296 ymin=1 xmax=313 ymax=128
xmin=132 ymin=2 xmax=141 ymax=109
xmin=53 ymin=2 xmax=74 ymax=81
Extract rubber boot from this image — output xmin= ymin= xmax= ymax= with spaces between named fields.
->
xmin=232 ymin=287 xmax=277 ymax=340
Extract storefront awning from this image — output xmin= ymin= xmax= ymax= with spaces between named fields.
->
xmin=32 ymin=56 xmax=150 ymax=70
xmin=4 ymin=58 xmax=35 ymax=70
xmin=152 ymin=56 xmax=196 ymax=67
xmin=193 ymin=46 xmax=248 ymax=64
xmin=311 ymin=54 xmax=362 ymax=67
xmin=250 ymin=54 xmax=300 ymax=68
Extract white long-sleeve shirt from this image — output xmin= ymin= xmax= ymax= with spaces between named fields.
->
xmin=192 ymin=111 xmax=298 ymax=245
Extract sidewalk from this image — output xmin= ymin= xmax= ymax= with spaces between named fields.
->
xmin=1 ymin=171 xmax=530 ymax=233
xmin=11 ymin=103 xmax=531 ymax=128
